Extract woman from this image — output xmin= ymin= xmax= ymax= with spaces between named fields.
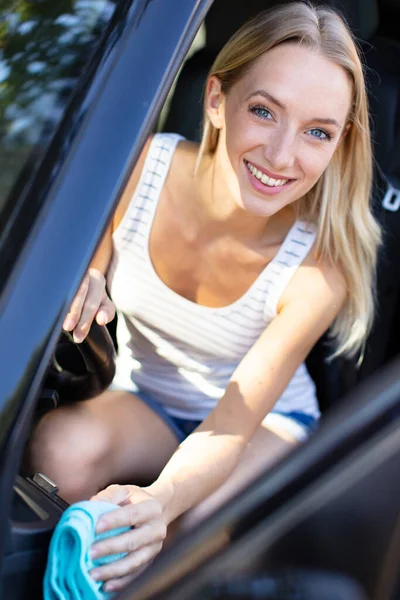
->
xmin=30 ymin=1 xmax=380 ymax=592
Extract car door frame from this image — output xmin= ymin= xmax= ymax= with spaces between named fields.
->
xmin=0 ymin=0 xmax=213 ymax=583
xmin=117 ymin=356 xmax=400 ymax=600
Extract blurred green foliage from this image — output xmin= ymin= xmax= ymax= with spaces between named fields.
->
xmin=0 ymin=0 xmax=115 ymax=206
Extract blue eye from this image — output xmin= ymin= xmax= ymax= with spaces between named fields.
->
xmin=250 ymin=105 xmax=272 ymax=120
xmin=307 ymin=128 xmax=332 ymax=141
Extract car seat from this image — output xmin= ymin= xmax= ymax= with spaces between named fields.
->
xmin=161 ymin=0 xmax=400 ymax=412
xmin=357 ymin=34 xmax=400 ymax=381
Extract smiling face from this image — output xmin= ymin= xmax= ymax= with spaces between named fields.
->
xmin=206 ymin=42 xmax=353 ymax=217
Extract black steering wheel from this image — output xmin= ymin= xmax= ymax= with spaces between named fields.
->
xmin=45 ymin=321 xmax=116 ymax=405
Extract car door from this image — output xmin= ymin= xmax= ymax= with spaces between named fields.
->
xmin=117 ymin=356 xmax=400 ymax=600
xmin=0 ymin=1 xmax=211 ymax=598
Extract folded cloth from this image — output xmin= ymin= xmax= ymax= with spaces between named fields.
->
xmin=44 ymin=500 xmax=130 ymax=600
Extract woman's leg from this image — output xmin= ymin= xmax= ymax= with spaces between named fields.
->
xmin=177 ymin=422 xmax=298 ymax=530
xmin=28 ymin=390 xmax=179 ymax=504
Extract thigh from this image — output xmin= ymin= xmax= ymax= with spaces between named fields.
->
xmin=29 ymin=389 xmax=180 ymax=499
xmin=83 ymin=389 xmax=181 ymax=483
xmin=179 ymin=422 xmax=298 ymax=529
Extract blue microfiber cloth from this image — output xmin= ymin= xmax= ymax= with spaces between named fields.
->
xmin=43 ymin=500 xmax=130 ymax=600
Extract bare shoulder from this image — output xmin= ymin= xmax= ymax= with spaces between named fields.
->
xmin=174 ymin=138 xmax=199 ymax=161
xmin=169 ymin=138 xmax=199 ymax=180
xmin=112 ymin=135 xmax=199 ymax=232
xmin=278 ymin=244 xmax=347 ymax=317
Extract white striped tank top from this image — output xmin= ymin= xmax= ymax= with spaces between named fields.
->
xmin=107 ymin=133 xmax=320 ymax=421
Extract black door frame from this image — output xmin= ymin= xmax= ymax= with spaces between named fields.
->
xmin=0 ymin=0 xmax=212 ymax=579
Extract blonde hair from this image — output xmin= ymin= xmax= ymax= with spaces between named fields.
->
xmin=199 ymin=1 xmax=381 ymax=359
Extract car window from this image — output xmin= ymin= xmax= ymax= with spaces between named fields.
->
xmin=0 ymin=0 xmax=116 ymax=235
xmin=157 ymin=23 xmax=206 ymax=132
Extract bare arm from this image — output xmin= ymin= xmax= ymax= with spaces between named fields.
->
xmin=63 ymin=137 xmax=153 ymax=342
xmin=90 ymin=255 xmax=346 ymax=591
xmin=148 ymin=256 xmax=347 ymax=522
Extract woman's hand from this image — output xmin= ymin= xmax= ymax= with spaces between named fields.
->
xmin=89 ymin=484 xmax=167 ymax=593
xmin=63 ymin=268 xmax=115 ymax=343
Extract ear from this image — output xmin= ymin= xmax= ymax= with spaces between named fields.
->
xmin=205 ymin=76 xmax=225 ymax=129
xmin=339 ymin=122 xmax=351 ymax=145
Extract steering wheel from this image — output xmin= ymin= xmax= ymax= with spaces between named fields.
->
xmin=45 ymin=321 xmax=116 ymax=405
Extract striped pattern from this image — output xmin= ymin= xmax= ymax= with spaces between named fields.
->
xmin=107 ymin=133 xmax=320 ymax=420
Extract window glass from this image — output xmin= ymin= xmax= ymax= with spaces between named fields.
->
xmin=0 ymin=0 xmax=116 ymax=223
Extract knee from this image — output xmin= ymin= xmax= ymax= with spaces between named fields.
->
xmin=28 ymin=405 xmax=111 ymax=499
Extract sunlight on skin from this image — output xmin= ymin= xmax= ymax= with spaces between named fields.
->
xmin=203 ymin=43 xmax=351 ymax=221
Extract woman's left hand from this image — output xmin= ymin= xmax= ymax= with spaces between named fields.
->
xmin=89 ymin=484 xmax=167 ymax=593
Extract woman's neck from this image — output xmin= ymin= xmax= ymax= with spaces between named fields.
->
xmin=189 ymin=149 xmax=289 ymax=244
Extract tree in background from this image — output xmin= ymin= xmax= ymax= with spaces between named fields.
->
xmin=0 ymin=0 xmax=115 ymax=203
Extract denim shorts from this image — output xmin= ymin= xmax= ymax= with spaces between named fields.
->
xmin=113 ymin=383 xmax=318 ymax=444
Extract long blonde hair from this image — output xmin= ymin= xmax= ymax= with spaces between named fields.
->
xmin=199 ymin=1 xmax=381 ymax=359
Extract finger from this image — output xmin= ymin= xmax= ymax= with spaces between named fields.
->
xmin=63 ymin=276 xmax=89 ymax=331
xmin=103 ymin=561 xmax=152 ymax=593
xmin=91 ymin=521 xmax=166 ymax=559
xmin=91 ymin=542 xmax=162 ymax=583
xmin=91 ymin=484 xmax=132 ymax=506
xmin=95 ymin=295 xmax=115 ymax=326
xmin=102 ymin=564 xmax=150 ymax=593
xmin=73 ymin=272 xmax=106 ymax=342
xmin=96 ymin=499 xmax=162 ymax=533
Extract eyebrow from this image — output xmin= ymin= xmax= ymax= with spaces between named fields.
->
xmin=246 ymin=89 xmax=342 ymax=129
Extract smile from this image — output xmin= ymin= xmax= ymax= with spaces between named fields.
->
xmin=244 ymin=160 xmax=290 ymax=187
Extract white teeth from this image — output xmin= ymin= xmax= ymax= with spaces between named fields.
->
xmin=246 ymin=161 xmax=288 ymax=187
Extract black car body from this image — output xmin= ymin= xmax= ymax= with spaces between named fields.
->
xmin=0 ymin=1 xmax=400 ymax=599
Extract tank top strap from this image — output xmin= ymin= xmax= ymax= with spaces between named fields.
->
xmin=263 ymin=219 xmax=317 ymax=320
xmin=145 ymin=133 xmax=184 ymax=192
xmin=137 ymin=132 xmax=184 ymax=214
xmin=113 ymin=132 xmax=184 ymax=247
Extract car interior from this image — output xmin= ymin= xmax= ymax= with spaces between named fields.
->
xmin=115 ymin=354 xmax=400 ymax=600
xmin=161 ymin=0 xmax=400 ymax=410
xmin=2 ymin=0 xmax=400 ymax=598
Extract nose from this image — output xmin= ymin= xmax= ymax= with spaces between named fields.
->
xmin=263 ymin=127 xmax=296 ymax=172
